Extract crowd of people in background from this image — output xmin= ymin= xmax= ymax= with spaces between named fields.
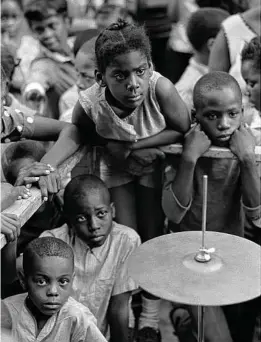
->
xmin=1 ymin=0 xmax=260 ymax=342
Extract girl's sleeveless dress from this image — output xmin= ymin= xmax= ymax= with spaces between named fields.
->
xmin=79 ymin=71 xmax=167 ymax=188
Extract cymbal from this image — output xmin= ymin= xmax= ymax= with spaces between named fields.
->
xmin=128 ymin=231 xmax=261 ymax=306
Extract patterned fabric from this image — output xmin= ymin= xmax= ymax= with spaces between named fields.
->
xmin=2 ymin=293 xmax=107 ymax=342
xmin=1 ymin=106 xmax=35 ymax=143
xmin=40 ymin=222 xmax=141 ymax=336
xmin=175 ymin=57 xmax=209 ymax=112
xmin=163 ymin=124 xmax=261 ymax=236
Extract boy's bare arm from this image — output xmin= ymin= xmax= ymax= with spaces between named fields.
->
xmin=162 ymin=125 xmax=211 ymax=223
xmin=108 ymin=292 xmax=130 ymax=342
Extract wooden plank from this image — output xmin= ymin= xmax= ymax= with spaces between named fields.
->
xmin=1 ymin=147 xmax=87 ymax=250
xmin=160 ymin=144 xmax=261 ymax=162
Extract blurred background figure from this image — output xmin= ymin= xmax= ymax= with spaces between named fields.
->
xmin=1 ymin=0 xmax=40 ymax=99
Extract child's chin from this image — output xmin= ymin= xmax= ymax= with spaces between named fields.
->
xmin=212 ymin=139 xmax=230 ymax=148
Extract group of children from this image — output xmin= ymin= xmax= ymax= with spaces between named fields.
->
xmin=1 ymin=0 xmax=260 ymax=341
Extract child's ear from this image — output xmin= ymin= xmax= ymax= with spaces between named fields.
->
xmin=95 ymin=70 xmax=106 ymax=87
xmin=207 ymin=37 xmax=215 ymax=52
xmin=18 ymin=270 xmax=27 ymax=291
xmin=110 ymin=202 xmax=116 ymax=219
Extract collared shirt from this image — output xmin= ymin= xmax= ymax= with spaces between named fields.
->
xmin=40 ymin=222 xmax=141 ymax=335
xmin=162 ymin=124 xmax=261 ymax=236
xmin=1 ymin=293 xmax=107 ymax=342
xmin=23 ymin=38 xmax=77 ymax=120
xmin=175 ymin=57 xmax=209 ymax=112
xmin=1 ymin=106 xmax=35 ymax=143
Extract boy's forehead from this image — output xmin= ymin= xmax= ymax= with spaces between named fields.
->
xmin=197 ymin=87 xmax=242 ymax=110
xmin=29 ymin=255 xmax=74 ymax=275
xmin=70 ymin=189 xmax=111 ymax=209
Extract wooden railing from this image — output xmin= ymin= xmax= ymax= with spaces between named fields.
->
xmin=1 ymin=144 xmax=261 ymax=249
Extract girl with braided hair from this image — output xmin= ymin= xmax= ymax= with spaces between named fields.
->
xmin=39 ymin=19 xmax=190 ymax=342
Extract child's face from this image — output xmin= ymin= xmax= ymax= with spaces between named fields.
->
xmin=68 ymin=190 xmax=114 ymax=248
xmin=1 ymin=0 xmax=23 ymax=38
xmin=30 ymin=13 xmax=68 ymax=53
xmin=195 ymin=87 xmax=243 ymax=146
xmin=241 ymin=60 xmax=261 ymax=111
xmin=75 ymin=51 xmax=96 ymax=91
xmin=25 ymin=255 xmax=74 ymax=317
xmin=101 ymin=50 xmax=152 ymax=110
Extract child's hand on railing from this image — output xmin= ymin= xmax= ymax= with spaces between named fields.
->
xmin=0 ymin=213 xmax=21 ymax=243
xmin=14 ymin=162 xmax=61 ymax=202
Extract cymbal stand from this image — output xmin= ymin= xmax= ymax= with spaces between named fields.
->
xmin=194 ymin=175 xmax=214 ymax=342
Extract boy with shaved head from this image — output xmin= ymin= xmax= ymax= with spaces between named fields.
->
xmin=1 ymin=237 xmax=106 ymax=342
xmin=163 ymin=71 xmax=261 ymax=341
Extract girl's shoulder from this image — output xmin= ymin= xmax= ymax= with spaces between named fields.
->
xmin=79 ymin=83 xmax=104 ymax=110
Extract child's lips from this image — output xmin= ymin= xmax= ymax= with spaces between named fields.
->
xmin=90 ymin=235 xmax=104 ymax=242
xmin=217 ymin=134 xmax=231 ymax=141
xmin=43 ymin=303 xmax=61 ymax=309
xmin=126 ymin=94 xmax=142 ymax=102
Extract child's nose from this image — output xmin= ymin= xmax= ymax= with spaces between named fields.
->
xmin=218 ymin=116 xmax=230 ymax=130
xmin=89 ymin=216 xmax=100 ymax=231
xmin=47 ymin=283 xmax=59 ymax=296
xmin=127 ymin=75 xmax=139 ymax=91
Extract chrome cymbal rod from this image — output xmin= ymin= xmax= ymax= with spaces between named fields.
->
xmin=195 ymin=175 xmax=212 ymax=262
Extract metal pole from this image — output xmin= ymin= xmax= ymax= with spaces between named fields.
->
xmin=198 ymin=305 xmax=205 ymax=342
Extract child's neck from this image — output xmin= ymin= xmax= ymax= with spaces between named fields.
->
xmin=193 ymin=52 xmax=209 ymax=67
xmin=105 ymin=88 xmax=134 ymax=118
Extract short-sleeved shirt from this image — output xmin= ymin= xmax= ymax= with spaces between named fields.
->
xmin=1 ymin=293 xmax=107 ymax=342
xmin=163 ymin=125 xmax=261 ymax=237
xmin=1 ymin=106 xmax=35 ymax=143
xmin=40 ymin=222 xmax=141 ymax=335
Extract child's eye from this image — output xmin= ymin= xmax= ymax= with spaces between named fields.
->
xmin=59 ymin=278 xmax=70 ymax=286
xmin=207 ymin=113 xmax=217 ymax=120
xmin=136 ymin=69 xmax=145 ymax=76
xmin=115 ymin=74 xmax=125 ymax=81
xmin=76 ymin=215 xmax=86 ymax=223
xmin=97 ymin=211 xmax=107 ymax=218
xmin=229 ymin=111 xmax=239 ymax=118
xmin=35 ymin=278 xmax=47 ymax=286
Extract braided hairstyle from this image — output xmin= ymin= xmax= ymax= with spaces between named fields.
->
xmin=95 ymin=19 xmax=151 ymax=74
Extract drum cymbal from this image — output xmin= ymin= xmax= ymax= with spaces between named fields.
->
xmin=128 ymin=231 xmax=261 ymax=306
